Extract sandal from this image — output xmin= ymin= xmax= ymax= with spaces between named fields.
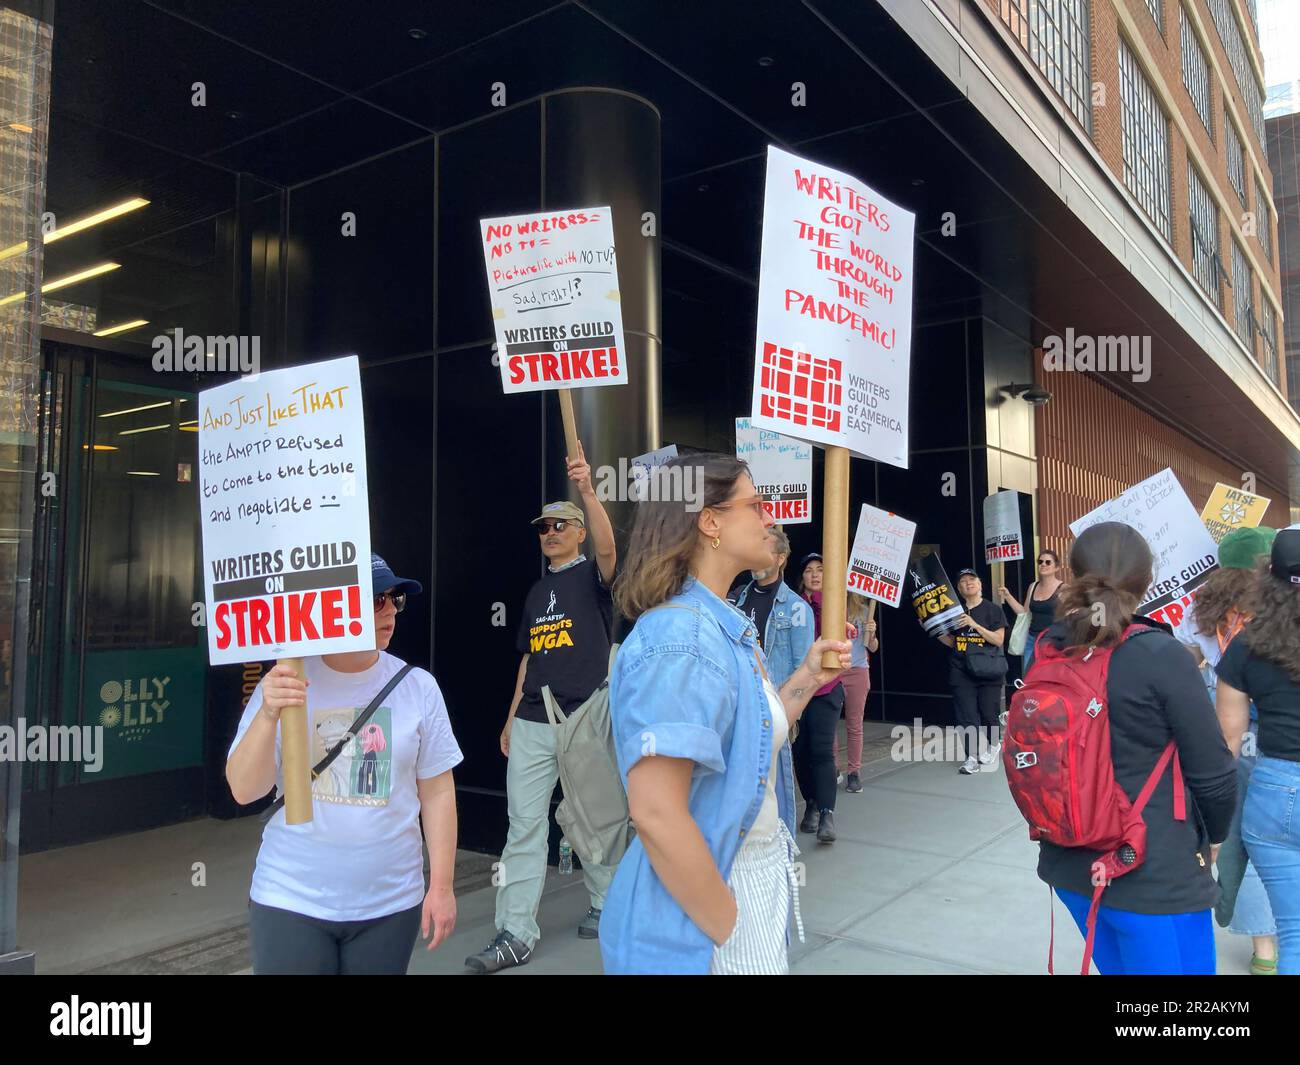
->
xmin=1249 ymin=954 xmax=1277 ymax=975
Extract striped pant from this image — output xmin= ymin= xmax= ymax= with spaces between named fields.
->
xmin=711 ymin=821 xmax=804 ymax=975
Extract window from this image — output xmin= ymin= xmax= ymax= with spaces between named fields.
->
xmin=1145 ymin=0 xmax=1162 ymax=30
xmin=997 ymin=0 xmax=1093 ymax=132
xmin=1120 ymin=40 xmax=1172 ymax=240
xmin=1188 ymin=162 xmax=1222 ymax=304
xmin=1231 ymin=238 xmax=1255 ymax=351
xmin=1260 ymin=298 xmax=1278 ymax=384
xmin=1225 ymin=118 xmax=1246 ymax=202
xmin=1181 ymin=6 xmax=1214 ymax=139
xmin=1207 ymin=0 xmax=1265 ymax=143
xmin=1254 ymin=174 xmax=1273 ymax=262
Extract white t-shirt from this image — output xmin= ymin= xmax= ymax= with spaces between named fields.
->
xmin=228 ymin=652 xmax=463 ymax=921
xmin=747 ymin=679 xmax=789 ymax=842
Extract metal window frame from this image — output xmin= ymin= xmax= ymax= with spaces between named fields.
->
xmin=998 ymin=0 xmax=1093 ymax=133
xmin=1253 ymin=174 xmax=1272 ymax=260
xmin=1225 ymin=116 xmax=1246 ymax=202
xmin=1230 ymin=237 xmax=1255 ymax=349
xmin=1187 ymin=160 xmax=1224 ymax=302
xmin=1180 ymin=4 xmax=1214 ymax=140
xmin=1119 ymin=38 xmax=1172 ymax=241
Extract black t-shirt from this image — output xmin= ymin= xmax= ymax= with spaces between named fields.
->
xmin=949 ymin=599 xmax=1006 ymax=667
xmin=740 ymin=580 xmax=777 ymax=650
xmin=514 ymin=557 xmax=614 ymax=724
xmin=1035 ymin=618 xmax=1238 ymax=914
xmin=1027 ymin=583 xmax=1061 ymax=635
xmin=1217 ymin=638 xmax=1300 ymax=763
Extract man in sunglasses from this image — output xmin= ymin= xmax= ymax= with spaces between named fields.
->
xmin=466 ymin=440 xmax=618 ymax=973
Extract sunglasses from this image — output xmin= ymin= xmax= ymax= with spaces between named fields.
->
xmin=374 ymin=591 xmax=407 ymax=612
xmin=535 ymin=520 xmax=577 ymax=535
xmin=1037 ymin=559 xmax=1055 ymax=565
xmin=712 ymin=493 xmax=767 ymax=517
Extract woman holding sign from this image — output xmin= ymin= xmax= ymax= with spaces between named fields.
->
xmin=602 ymin=454 xmax=850 ymax=974
xmin=1000 ymin=548 xmax=1063 ymax=672
xmin=226 ymin=555 xmax=462 ymax=975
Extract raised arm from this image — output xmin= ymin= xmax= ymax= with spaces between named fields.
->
xmin=569 ymin=439 xmax=616 ymax=584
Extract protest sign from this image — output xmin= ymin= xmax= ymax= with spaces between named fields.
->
xmin=199 ymin=355 xmax=372 ymax=824
xmin=630 ymin=444 xmax=679 ymax=501
xmin=199 ymin=356 xmax=373 ymax=663
xmin=847 ymin=505 xmax=916 ymax=607
xmin=480 ymin=207 xmax=627 ymax=396
xmin=1200 ymin=482 xmax=1272 ymax=544
xmin=735 ymin=417 xmax=813 ymax=525
xmin=983 ymin=490 xmax=1023 ymax=563
xmin=1069 ymin=468 xmax=1218 ymax=634
xmin=908 ymin=547 xmax=964 ymax=637
xmin=749 ymin=145 xmax=915 ymax=468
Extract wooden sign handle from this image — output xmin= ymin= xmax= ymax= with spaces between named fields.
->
xmin=558 ymin=388 xmax=580 ymax=462
xmin=866 ymin=599 xmax=877 ymax=623
xmin=991 ymin=561 xmax=1004 ymax=606
xmin=277 ymin=656 xmax=313 ymax=825
xmin=822 ymin=445 xmax=850 ymax=669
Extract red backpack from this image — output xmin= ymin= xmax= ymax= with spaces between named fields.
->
xmin=1003 ymin=624 xmax=1185 ymax=975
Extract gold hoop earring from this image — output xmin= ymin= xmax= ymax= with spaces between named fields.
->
xmin=711 ymin=536 xmax=721 ymax=550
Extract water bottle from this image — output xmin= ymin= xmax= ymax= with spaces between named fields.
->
xmin=558 ymin=838 xmax=573 ymax=875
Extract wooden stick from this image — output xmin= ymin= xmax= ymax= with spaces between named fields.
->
xmin=822 ymin=445 xmax=850 ymax=669
xmin=558 ymin=388 xmax=580 ymax=462
xmin=866 ymin=599 xmax=877 ymax=623
xmin=277 ymin=656 xmax=313 ymax=825
xmin=991 ymin=560 xmax=1004 ymax=607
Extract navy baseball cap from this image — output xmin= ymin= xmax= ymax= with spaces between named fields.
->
xmin=371 ymin=553 xmax=423 ymax=596
xmin=1270 ymin=529 xmax=1300 ymax=587
xmin=956 ymin=568 xmax=980 ymax=580
xmin=799 ymin=552 xmax=823 ymax=570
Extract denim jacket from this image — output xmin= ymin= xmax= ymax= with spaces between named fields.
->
xmin=599 ymin=577 xmax=796 ymax=975
xmin=733 ymin=579 xmax=814 ymax=688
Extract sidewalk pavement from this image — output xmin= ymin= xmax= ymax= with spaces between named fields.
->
xmin=19 ymin=734 xmax=1258 ymax=975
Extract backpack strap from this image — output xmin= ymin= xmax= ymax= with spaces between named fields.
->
xmin=264 ymin=663 xmax=414 ymax=819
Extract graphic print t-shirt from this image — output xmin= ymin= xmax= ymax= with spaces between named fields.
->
xmin=228 ymin=652 xmax=463 ymax=921
xmin=949 ymin=599 xmax=1006 ymax=667
xmin=742 ymin=581 xmax=777 ymax=650
xmin=514 ymin=557 xmax=614 ymax=723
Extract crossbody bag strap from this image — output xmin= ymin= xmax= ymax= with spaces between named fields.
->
xmin=264 ymin=662 xmax=415 ymax=818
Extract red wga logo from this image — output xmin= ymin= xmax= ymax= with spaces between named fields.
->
xmin=758 ymin=342 xmax=842 ymax=433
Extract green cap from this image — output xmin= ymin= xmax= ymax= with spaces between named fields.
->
xmin=531 ymin=500 xmax=585 ymax=526
xmin=1217 ymin=526 xmax=1276 ymax=569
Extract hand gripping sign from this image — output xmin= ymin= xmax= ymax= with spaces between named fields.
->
xmin=480 ymin=207 xmax=628 ymax=458
xmin=750 ymin=145 xmax=916 ymax=664
xmin=199 ymin=355 xmax=373 ymax=824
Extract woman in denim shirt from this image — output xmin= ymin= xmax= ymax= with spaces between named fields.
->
xmin=601 ymin=454 xmax=850 ymax=974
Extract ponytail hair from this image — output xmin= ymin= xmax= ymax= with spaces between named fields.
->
xmin=1056 ymin=522 xmax=1152 ymax=652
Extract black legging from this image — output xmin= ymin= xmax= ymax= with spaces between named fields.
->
xmin=949 ymin=665 xmax=1002 ymax=758
xmin=248 ymin=900 xmax=422 ymax=975
xmin=793 ymin=686 xmax=844 ymax=813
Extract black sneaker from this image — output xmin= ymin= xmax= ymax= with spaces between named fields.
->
xmin=464 ymin=930 xmax=533 ymax=974
xmin=577 ymin=906 xmax=601 ymax=939
xmin=845 ymin=772 xmax=862 ymax=793
xmin=799 ymin=803 xmax=820 ymax=833
xmin=816 ymin=809 xmax=836 ymax=843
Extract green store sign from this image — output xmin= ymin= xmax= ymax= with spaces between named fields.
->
xmin=81 ymin=647 xmax=207 ymax=781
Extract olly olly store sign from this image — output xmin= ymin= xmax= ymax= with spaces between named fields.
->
xmin=480 ymin=208 xmax=628 ymax=394
xmin=199 ymin=355 xmax=374 ymax=665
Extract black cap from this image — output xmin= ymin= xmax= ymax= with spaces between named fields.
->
xmin=1270 ymin=529 xmax=1300 ymax=587
xmin=371 ymin=553 xmax=423 ymax=596
xmin=956 ymin=568 xmax=980 ymax=580
xmin=799 ymin=552 xmax=823 ymax=571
